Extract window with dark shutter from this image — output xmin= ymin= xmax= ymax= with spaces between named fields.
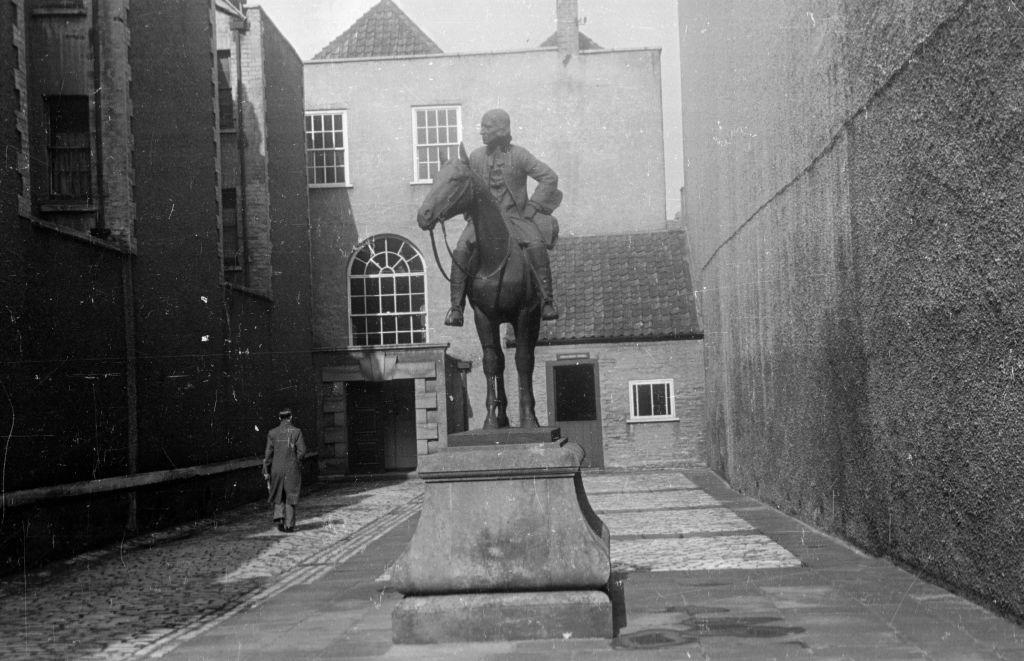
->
xmin=217 ymin=50 xmax=234 ymax=130
xmin=46 ymin=96 xmax=92 ymax=202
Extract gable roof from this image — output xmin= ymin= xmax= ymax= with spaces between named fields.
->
xmin=538 ymin=229 xmax=702 ymax=345
xmin=313 ymin=0 xmax=442 ymax=60
xmin=539 ymin=30 xmax=603 ymax=51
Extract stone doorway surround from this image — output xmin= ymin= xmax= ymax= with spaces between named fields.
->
xmin=316 ymin=344 xmax=467 ymax=473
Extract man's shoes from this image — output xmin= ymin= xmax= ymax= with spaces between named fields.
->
xmin=283 ymin=526 xmax=295 ymax=533
xmin=444 ymin=306 xmax=464 ymax=327
xmin=276 ymin=523 xmax=285 ymax=532
xmin=541 ymin=301 xmax=559 ymax=321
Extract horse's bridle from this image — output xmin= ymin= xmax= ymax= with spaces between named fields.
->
xmin=426 ymin=176 xmax=472 ymax=283
xmin=427 ymin=179 xmax=512 ymax=288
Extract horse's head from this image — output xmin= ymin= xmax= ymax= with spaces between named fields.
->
xmin=416 ymin=143 xmax=474 ymax=232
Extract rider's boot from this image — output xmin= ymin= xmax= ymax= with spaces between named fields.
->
xmin=444 ymin=246 xmax=471 ymax=326
xmin=525 ymin=245 xmax=559 ymax=321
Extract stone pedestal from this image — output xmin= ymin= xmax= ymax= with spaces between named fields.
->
xmin=390 ymin=430 xmax=611 ymax=643
xmin=446 ymin=426 xmax=562 ymax=447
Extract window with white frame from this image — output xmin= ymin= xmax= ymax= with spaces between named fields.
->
xmin=349 ymin=235 xmax=428 ymax=347
xmin=628 ymin=379 xmax=677 ymax=422
xmin=413 ymin=106 xmax=461 ymax=182
xmin=305 ymin=111 xmax=349 ymax=186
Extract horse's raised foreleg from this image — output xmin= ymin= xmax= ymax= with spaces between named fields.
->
xmin=475 ymin=309 xmax=509 ymax=429
xmin=512 ymin=311 xmax=542 ymax=428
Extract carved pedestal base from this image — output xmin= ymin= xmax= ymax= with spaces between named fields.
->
xmin=390 ymin=430 xmax=611 ymax=643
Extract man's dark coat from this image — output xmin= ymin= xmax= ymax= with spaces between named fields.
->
xmin=263 ymin=420 xmax=306 ymax=505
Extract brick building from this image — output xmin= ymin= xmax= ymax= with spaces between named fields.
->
xmin=536 ymin=230 xmax=704 ymax=469
xmin=0 ymin=0 xmax=314 ymax=572
xmin=304 ymin=0 xmax=700 ymax=472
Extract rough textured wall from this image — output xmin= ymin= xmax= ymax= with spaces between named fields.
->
xmin=682 ymin=0 xmax=1024 ymax=618
xmin=848 ymin=0 xmax=1024 ymax=617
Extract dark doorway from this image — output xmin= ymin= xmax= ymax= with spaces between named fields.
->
xmin=346 ymin=379 xmax=417 ymax=473
xmin=546 ymin=358 xmax=604 ymax=468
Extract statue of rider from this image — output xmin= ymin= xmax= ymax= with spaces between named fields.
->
xmin=444 ymin=108 xmax=563 ymax=326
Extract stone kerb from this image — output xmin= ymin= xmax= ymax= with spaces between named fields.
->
xmin=389 ymin=432 xmax=613 ymax=643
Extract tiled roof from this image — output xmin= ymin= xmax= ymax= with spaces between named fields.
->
xmin=539 ymin=30 xmax=603 ymax=51
xmin=539 ymin=229 xmax=702 ymax=344
xmin=313 ymin=0 xmax=442 ymax=60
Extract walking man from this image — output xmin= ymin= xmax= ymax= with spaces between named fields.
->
xmin=444 ymin=108 xmax=563 ymax=326
xmin=263 ymin=407 xmax=306 ymax=533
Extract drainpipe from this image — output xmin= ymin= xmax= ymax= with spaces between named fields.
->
xmin=232 ymin=14 xmax=250 ymax=287
xmin=122 ymin=255 xmax=138 ymax=531
xmin=92 ymin=0 xmax=138 ymax=532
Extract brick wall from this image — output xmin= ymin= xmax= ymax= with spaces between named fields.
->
xmin=0 ymin=0 xmax=318 ymax=575
xmin=0 ymin=0 xmax=135 ymax=571
xmin=22 ymin=0 xmax=134 ymax=242
xmin=254 ymin=6 xmax=317 ymax=439
xmin=237 ymin=8 xmax=272 ymax=294
xmin=129 ymin=0 xmax=229 ymax=470
xmin=531 ymin=339 xmax=705 ymax=470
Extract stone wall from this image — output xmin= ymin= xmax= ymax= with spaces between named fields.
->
xmin=317 ymin=345 xmax=450 ymax=470
xmin=681 ymin=0 xmax=1024 ymax=618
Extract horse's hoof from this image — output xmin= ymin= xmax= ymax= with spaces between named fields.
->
xmin=444 ymin=308 xmax=464 ymax=326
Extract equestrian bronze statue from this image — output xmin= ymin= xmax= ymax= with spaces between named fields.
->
xmin=416 ymin=139 xmax=562 ymax=430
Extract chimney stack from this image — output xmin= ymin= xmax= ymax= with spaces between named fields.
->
xmin=556 ymin=0 xmax=579 ymax=63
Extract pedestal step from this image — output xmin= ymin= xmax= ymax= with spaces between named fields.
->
xmin=446 ymin=426 xmax=562 ymax=447
xmin=392 ymin=590 xmax=612 ymax=644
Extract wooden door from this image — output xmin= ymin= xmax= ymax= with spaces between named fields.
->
xmin=346 ymin=380 xmax=417 ymax=473
xmin=546 ymin=359 xmax=604 ymax=468
xmin=347 ymin=382 xmax=385 ymax=473
xmin=384 ymin=379 xmax=417 ymax=470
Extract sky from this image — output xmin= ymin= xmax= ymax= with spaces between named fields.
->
xmin=254 ymin=0 xmax=683 ymax=218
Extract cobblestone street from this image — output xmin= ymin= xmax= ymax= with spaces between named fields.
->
xmin=2 ymin=467 xmax=1022 ymax=660
xmin=0 ymin=479 xmax=421 ymax=660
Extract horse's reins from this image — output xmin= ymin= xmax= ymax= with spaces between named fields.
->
xmin=429 ymin=221 xmax=455 ymax=283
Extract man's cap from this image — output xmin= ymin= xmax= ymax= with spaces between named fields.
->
xmin=278 ymin=407 xmax=293 ymax=417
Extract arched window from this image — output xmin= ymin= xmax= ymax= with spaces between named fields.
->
xmin=349 ymin=235 xmax=428 ymax=347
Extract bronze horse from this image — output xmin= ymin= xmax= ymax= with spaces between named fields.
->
xmin=416 ymin=144 xmax=543 ymax=429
